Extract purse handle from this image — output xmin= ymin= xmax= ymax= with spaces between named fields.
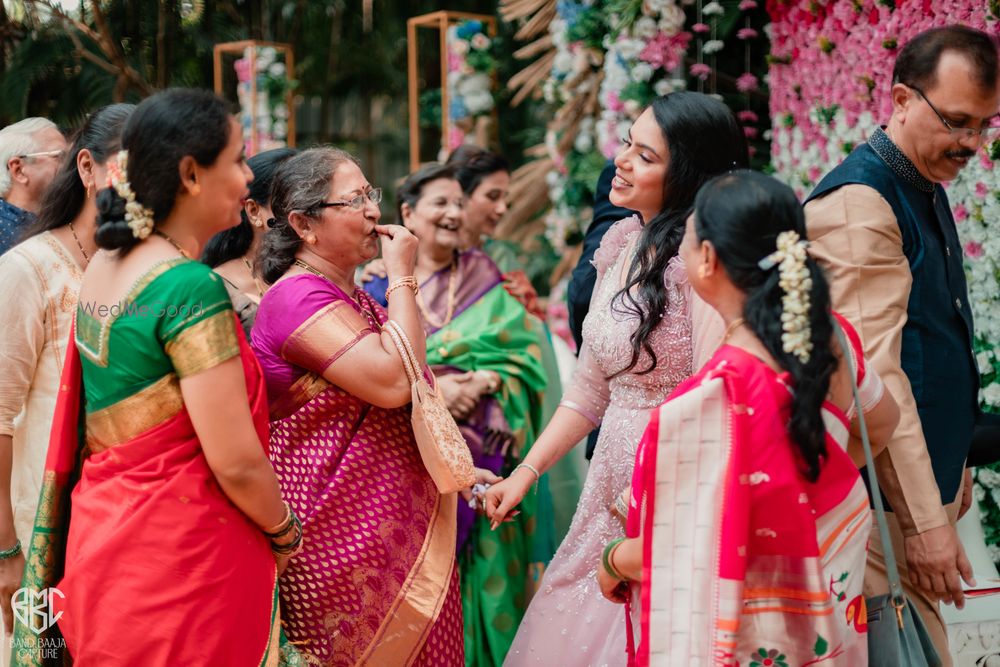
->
xmin=384 ymin=320 xmax=419 ymax=387
xmin=832 ymin=321 xmax=909 ymax=620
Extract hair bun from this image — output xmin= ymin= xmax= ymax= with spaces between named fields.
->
xmin=94 ymin=186 xmax=142 ymax=252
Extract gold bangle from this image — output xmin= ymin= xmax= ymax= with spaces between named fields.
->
xmin=263 ymin=501 xmax=291 ymax=536
xmin=385 ymin=276 xmax=418 ymax=301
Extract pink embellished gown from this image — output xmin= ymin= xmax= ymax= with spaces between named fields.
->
xmin=504 ymin=216 xmax=703 ymax=666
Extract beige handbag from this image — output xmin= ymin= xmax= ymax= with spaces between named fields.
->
xmin=384 ymin=320 xmax=476 ymax=494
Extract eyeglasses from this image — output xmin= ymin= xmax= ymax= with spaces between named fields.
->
xmin=17 ymin=149 xmax=65 ymax=161
xmin=906 ymin=84 xmax=1000 ymax=141
xmin=309 ymin=188 xmax=382 ymax=212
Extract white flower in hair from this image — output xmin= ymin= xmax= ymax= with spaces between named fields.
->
xmin=106 ymin=150 xmax=155 ymax=240
xmin=759 ymin=230 xmax=813 ymax=363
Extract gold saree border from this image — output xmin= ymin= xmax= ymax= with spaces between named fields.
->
xmin=258 ymin=566 xmax=281 ymax=667
xmin=164 ymin=310 xmax=240 ymax=378
xmin=281 ymin=300 xmax=373 ymax=375
xmin=269 ymin=372 xmax=330 ymax=421
xmin=13 ymin=469 xmax=69 ymax=665
xmin=86 ymin=373 xmax=184 ymax=452
xmin=358 ymin=493 xmax=457 ymax=666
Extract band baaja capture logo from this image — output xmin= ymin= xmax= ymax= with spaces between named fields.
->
xmin=12 ymin=587 xmax=64 ymax=634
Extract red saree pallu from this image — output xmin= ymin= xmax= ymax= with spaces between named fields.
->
xmin=628 ymin=344 xmax=871 ymax=667
xmin=13 ymin=320 xmax=281 ymax=666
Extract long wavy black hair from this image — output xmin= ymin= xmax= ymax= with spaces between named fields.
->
xmin=201 ymin=147 xmax=297 ymax=268
xmin=21 ymin=104 xmax=134 ymax=241
xmin=613 ymin=92 xmax=749 ymax=377
xmin=694 ymin=170 xmax=836 ymax=481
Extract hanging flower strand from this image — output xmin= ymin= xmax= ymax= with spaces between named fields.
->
xmin=758 ymin=230 xmax=813 ymax=364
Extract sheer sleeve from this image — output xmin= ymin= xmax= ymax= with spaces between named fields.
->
xmin=0 ymin=250 xmax=45 ymax=436
xmin=559 ymin=342 xmax=612 ymax=427
xmin=157 ymin=262 xmax=240 ymax=378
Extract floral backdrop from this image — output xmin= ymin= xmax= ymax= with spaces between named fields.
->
xmin=234 ymin=45 xmax=293 ymax=155
xmin=537 ymin=0 xmax=770 ymax=254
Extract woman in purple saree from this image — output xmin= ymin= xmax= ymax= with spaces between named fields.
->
xmin=251 ymin=148 xmax=463 ymax=666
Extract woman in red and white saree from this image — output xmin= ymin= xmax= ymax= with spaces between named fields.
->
xmin=598 ymin=171 xmax=899 ymax=667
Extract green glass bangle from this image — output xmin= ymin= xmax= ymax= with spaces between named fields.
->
xmin=601 ymin=537 xmax=627 ymax=581
xmin=0 ymin=539 xmax=22 ymax=561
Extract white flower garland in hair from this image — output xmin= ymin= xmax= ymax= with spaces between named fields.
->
xmin=106 ymin=150 xmax=155 ymax=240
xmin=758 ymin=230 xmax=813 ymax=364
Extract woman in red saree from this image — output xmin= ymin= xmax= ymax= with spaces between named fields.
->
xmin=13 ymin=89 xmax=298 ymax=665
xmin=598 ymin=171 xmax=900 ymax=666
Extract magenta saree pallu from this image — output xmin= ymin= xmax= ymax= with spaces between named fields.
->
xmin=254 ymin=275 xmax=463 ymax=667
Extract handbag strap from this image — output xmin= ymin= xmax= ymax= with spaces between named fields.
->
xmin=384 ymin=320 xmax=418 ymax=387
xmin=832 ymin=320 xmax=907 ymax=606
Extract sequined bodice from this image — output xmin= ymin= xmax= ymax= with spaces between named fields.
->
xmin=580 ymin=231 xmax=693 ymax=410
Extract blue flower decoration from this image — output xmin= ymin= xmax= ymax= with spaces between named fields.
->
xmin=556 ymin=0 xmax=584 ymax=26
xmin=456 ymin=20 xmax=483 ymax=40
xmin=449 ymin=98 xmax=469 ymax=120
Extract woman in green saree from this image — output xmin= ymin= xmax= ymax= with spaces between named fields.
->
xmin=14 ymin=89 xmax=298 ymax=665
xmin=364 ymin=163 xmax=555 ymax=667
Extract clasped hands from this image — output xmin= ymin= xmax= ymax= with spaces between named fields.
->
xmin=438 ymin=371 xmax=498 ymax=420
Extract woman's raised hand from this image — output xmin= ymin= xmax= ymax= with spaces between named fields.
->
xmin=483 ymin=467 xmax=535 ymax=530
xmin=375 ymin=224 xmax=418 ymax=280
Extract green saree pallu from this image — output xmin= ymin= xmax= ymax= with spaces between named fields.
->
xmin=424 ymin=280 xmax=554 ymax=667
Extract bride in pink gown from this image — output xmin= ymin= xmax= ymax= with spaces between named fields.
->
xmin=485 ymin=92 xmax=749 ymax=666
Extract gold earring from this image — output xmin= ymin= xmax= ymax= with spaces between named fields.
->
xmin=86 ymin=182 xmax=93 ymax=198
xmin=306 ymin=234 xmax=317 ymax=245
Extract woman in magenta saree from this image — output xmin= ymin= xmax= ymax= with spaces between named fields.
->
xmin=251 ymin=148 xmax=462 ymax=666
xmin=598 ymin=171 xmax=899 ymax=666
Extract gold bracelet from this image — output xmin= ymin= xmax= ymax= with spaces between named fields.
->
xmin=385 ymin=276 xmax=418 ymax=301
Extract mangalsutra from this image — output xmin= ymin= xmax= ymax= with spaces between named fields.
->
xmin=723 ymin=317 xmax=746 ymax=342
xmin=415 ymin=258 xmax=458 ymax=328
xmin=154 ymin=229 xmax=190 ymax=258
xmin=294 ymin=258 xmax=381 ymax=330
xmin=68 ymin=220 xmax=90 ymax=266
xmin=242 ymin=255 xmax=266 ymax=298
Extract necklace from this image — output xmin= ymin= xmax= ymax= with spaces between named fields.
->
xmin=723 ymin=317 xmax=746 ymax=342
xmin=241 ymin=255 xmax=266 ymax=298
xmin=293 ymin=258 xmax=381 ymax=329
xmin=68 ymin=220 xmax=90 ymax=266
xmin=154 ymin=230 xmax=190 ymax=258
xmin=415 ymin=258 xmax=458 ymax=329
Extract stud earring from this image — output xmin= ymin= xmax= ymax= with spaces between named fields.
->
xmin=191 ymin=183 xmax=201 ymax=196
xmin=306 ymin=234 xmax=317 ymax=245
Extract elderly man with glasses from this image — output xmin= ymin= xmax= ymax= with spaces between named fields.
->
xmin=804 ymin=25 xmax=1000 ymax=665
xmin=0 ymin=117 xmax=66 ymax=255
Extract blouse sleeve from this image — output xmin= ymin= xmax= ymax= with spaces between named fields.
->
xmin=278 ymin=281 xmax=375 ymax=376
xmin=835 ymin=312 xmax=886 ymax=418
xmin=157 ymin=262 xmax=240 ymax=378
xmin=0 ymin=251 xmax=46 ymax=436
